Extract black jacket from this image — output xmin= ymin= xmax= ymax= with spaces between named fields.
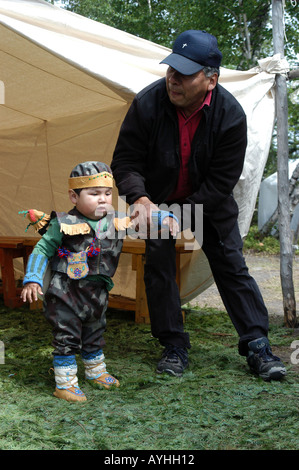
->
xmin=111 ymin=78 xmax=247 ymax=240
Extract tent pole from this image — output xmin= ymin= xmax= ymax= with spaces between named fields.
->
xmin=272 ymin=0 xmax=297 ymax=327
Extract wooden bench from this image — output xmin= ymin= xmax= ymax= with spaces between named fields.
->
xmin=0 ymin=236 xmax=192 ymax=323
xmin=0 ymin=237 xmax=36 ymax=309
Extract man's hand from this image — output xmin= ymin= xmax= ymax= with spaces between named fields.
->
xmin=21 ymin=282 xmax=43 ymax=303
xmin=131 ymin=196 xmax=159 ymax=236
xmin=161 ymin=216 xmax=180 ymax=237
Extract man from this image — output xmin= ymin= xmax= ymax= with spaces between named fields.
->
xmin=111 ymin=30 xmax=286 ymax=381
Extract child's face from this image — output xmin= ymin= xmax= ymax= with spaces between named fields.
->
xmin=69 ymin=187 xmax=113 ymax=220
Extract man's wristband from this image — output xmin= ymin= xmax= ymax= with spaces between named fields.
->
xmin=151 ymin=211 xmax=179 ymax=229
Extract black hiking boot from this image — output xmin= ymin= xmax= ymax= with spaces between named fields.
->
xmin=157 ymin=345 xmax=188 ymax=377
xmin=247 ymin=337 xmax=286 ymax=381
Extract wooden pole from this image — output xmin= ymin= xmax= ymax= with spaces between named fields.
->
xmin=272 ymin=0 xmax=297 ymax=327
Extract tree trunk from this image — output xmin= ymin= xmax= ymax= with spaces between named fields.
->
xmin=272 ymin=0 xmax=297 ymax=327
xmin=288 ymin=68 xmax=299 ymax=80
xmin=238 ymin=0 xmax=252 ymax=60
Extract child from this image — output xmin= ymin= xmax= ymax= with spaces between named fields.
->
xmin=21 ymin=162 xmax=127 ymax=402
xmin=21 ymin=161 xmax=179 ymax=402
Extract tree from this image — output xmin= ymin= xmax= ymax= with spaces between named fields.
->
xmin=62 ymin=0 xmax=298 ymax=168
xmin=63 ymin=0 xmax=298 ymax=70
xmin=272 ymin=0 xmax=297 ymax=327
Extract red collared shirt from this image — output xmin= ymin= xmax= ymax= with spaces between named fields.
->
xmin=167 ymin=90 xmax=212 ymax=202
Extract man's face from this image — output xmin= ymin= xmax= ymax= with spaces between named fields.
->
xmin=165 ymin=66 xmax=217 ymax=117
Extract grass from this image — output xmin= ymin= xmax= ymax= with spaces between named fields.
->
xmin=0 ymin=299 xmax=298 ymax=451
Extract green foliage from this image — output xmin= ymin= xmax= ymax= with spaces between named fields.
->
xmin=243 ymin=224 xmax=299 ymax=255
xmin=62 ymin=0 xmax=299 ymax=169
xmin=0 ymin=301 xmax=298 ymax=450
xmin=64 ymin=0 xmax=298 ymax=71
xmin=243 ymin=224 xmax=281 ymax=254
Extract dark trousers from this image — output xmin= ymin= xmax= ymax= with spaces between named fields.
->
xmin=144 ymin=219 xmax=269 ymax=356
xmin=44 ymin=273 xmax=108 ymax=356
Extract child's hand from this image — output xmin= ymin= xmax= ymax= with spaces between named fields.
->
xmin=21 ymin=283 xmax=43 ymax=303
xmin=162 ymin=216 xmax=180 ymax=237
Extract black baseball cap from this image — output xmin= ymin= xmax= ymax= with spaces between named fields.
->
xmin=160 ymin=30 xmax=222 ymax=75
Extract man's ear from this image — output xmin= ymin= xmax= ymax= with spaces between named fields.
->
xmin=207 ymin=73 xmax=218 ymax=91
xmin=68 ymin=189 xmax=78 ymax=205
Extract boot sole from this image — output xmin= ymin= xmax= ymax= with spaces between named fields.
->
xmin=250 ymin=365 xmax=287 ymax=381
xmin=156 ymin=367 xmax=183 ymax=377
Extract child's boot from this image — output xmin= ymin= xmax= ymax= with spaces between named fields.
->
xmin=82 ymin=350 xmax=120 ymax=389
xmin=53 ymin=355 xmax=87 ymax=402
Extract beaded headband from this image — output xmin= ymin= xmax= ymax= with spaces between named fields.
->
xmin=68 ymin=171 xmax=113 ymax=190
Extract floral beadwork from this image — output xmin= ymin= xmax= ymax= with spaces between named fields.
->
xmin=72 ymin=267 xmax=86 ymax=278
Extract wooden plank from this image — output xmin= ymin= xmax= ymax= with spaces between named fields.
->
xmin=121 ymin=239 xmax=146 ymax=254
xmin=0 ymin=238 xmax=24 ymax=249
xmin=134 ymin=253 xmax=150 ymax=324
xmin=108 ymin=295 xmax=136 ymax=311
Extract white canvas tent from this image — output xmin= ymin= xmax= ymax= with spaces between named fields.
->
xmin=0 ymin=0 xmax=288 ymax=303
xmin=258 ymin=159 xmax=299 ymax=235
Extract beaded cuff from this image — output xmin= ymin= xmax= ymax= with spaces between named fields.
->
xmin=23 ymin=253 xmax=48 ymax=288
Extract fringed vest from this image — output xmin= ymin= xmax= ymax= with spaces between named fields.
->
xmin=51 ymin=208 xmax=124 ymax=278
